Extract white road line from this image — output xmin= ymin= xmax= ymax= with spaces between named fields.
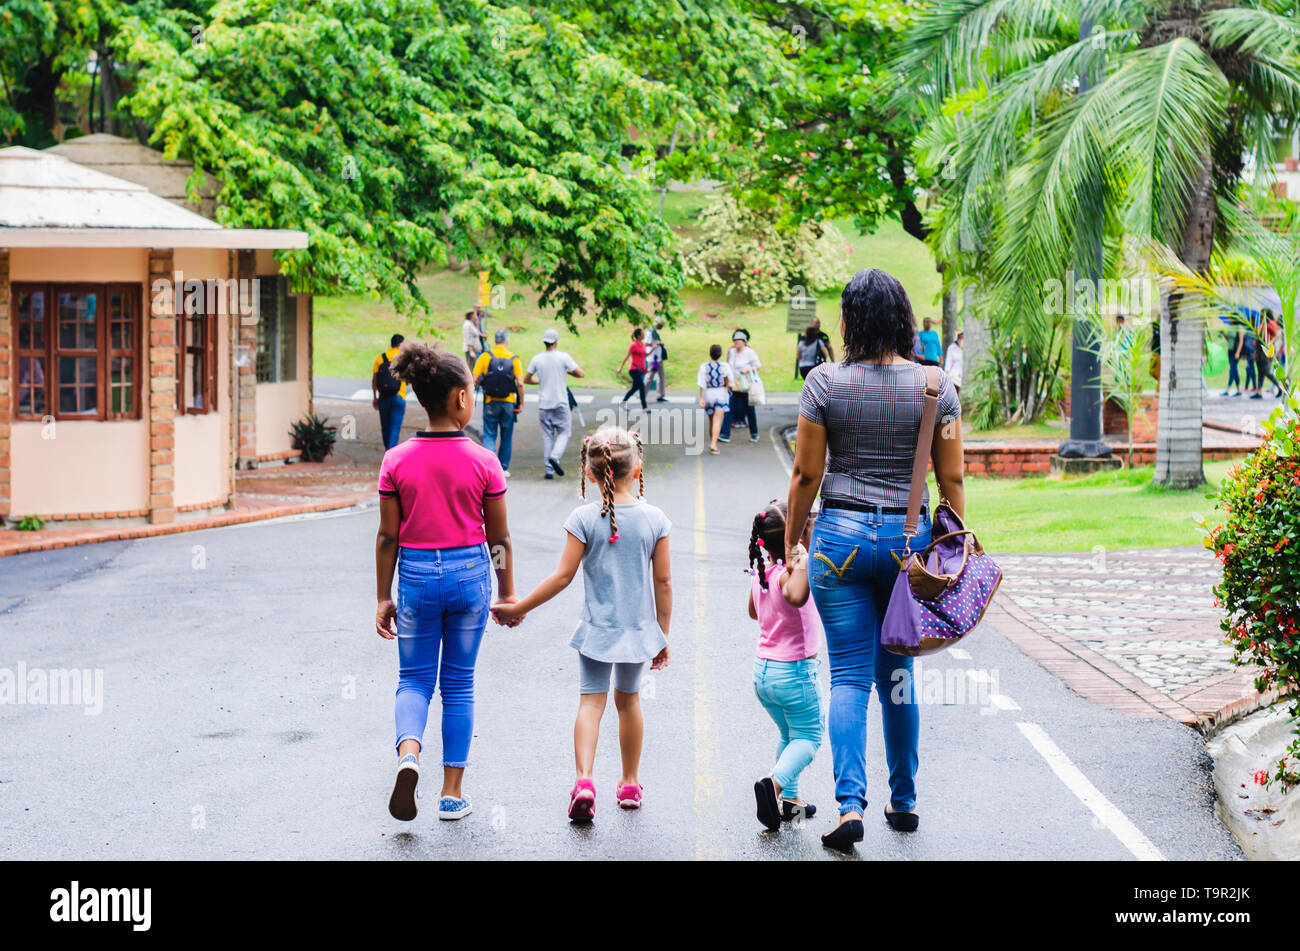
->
xmin=1016 ymin=722 xmax=1166 ymax=861
xmin=949 ymin=647 xmax=972 ymax=660
xmin=988 ymin=693 xmax=1020 ymax=710
xmin=966 ymin=667 xmax=991 ymax=682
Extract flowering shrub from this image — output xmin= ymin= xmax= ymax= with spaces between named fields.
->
xmin=680 ymin=195 xmax=850 ymax=305
xmin=1208 ymin=400 xmax=1300 ymax=791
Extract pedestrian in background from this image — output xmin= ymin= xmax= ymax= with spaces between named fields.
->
xmin=796 ymin=325 xmax=832 ymax=380
xmin=618 ymin=327 xmax=649 ymax=411
xmin=697 ymin=343 xmax=734 ymax=455
xmin=473 ymin=328 xmax=525 ymax=477
xmin=917 ymin=318 xmax=942 ymax=366
xmin=944 ymin=330 xmax=964 ymax=394
xmin=647 ymin=317 xmax=669 ymax=402
xmin=375 ymin=341 xmax=516 ymax=824
xmin=372 ymin=333 xmax=407 ymax=450
xmin=491 ymin=426 xmax=672 ymax=822
xmin=724 ymin=329 xmax=762 ymax=442
xmin=525 ymin=328 xmax=585 ymax=479
xmin=747 ymin=500 xmax=824 ymax=831
xmin=462 ymin=311 xmax=487 ymax=368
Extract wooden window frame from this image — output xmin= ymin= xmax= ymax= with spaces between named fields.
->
xmin=176 ymin=305 xmax=218 ymax=416
xmin=255 ymin=275 xmax=297 ymax=385
xmin=10 ymin=282 xmax=143 ymax=422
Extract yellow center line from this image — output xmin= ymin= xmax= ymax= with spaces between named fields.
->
xmin=693 ymin=454 xmax=722 ymax=859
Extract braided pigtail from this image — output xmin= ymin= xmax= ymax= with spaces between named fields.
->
xmin=601 ymin=443 xmax=619 ymax=541
xmin=578 ymin=437 xmax=589 ymax=501
xmin=749 ymin=512 xmax=769 ymax=588
xmin=631 ymin=430 xmax=645 ymax=498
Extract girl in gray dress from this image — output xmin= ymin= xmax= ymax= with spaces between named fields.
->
xmin=492 ymin=425 xmax=673 ymax=822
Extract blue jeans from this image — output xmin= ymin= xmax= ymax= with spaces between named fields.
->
xmin=394 ymin=545 xmax=492 ymax=766
xmin=378 ymin=392 xmax=406 ymax=450
xmin=753 ymin=657 xmax=824 ymax=799
xmin=481 ymin=400 xmax=516 ymax=470
xmin=810 ymin=505 xmax=933 ymax=815
xmin=720 ymin=390 xmax=757 ymax=439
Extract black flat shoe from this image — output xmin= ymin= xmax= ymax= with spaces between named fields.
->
xmin=548 ymin=457 xmax=564 ymax=476
xmin=782 ymin=800 xmax=816 ymax=821
xmin=754 ymin=778 xmax=781 ymax=831
xmin=821 ymin=819 xmax=863 ymax=852
xmin=884 ymin=805 xmax=919 ymax=832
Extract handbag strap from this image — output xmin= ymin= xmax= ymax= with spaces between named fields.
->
xmin=904 ymin=365 xmax=942 ymax=538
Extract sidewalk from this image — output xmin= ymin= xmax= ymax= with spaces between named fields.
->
xmin=985 ymin=547 xmax=1283 ymax=733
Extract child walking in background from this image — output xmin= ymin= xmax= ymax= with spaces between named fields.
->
xmin=375 ymin=342 xmax=516 ymax=823
xmin=492 ymin=425 xmax=672 ymax=822
xmin=747 ymin=500 xmax=824 ymax=831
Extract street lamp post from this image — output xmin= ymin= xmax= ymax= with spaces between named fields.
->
xmin=1059 ymin=10 xmax=1112 ymax=460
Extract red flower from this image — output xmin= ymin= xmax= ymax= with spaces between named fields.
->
xmin=1254 ymin=769 xmax=1268 ymax=785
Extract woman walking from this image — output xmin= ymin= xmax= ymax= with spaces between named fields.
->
xmin=724 ymin=329 xmax=762 ymax=442
xmin=784 ymin=268 xmax=965 ymax=853
xmin=796 ymin=326 xmax=832 ymax=380
xmin=619 ymin=328 xmax=650 ymax=411
xmin=375 ymin=342 xmax=516 ymax=823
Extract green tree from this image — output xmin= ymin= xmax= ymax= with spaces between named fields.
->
xmin=902 ymin=0 xmax=1300 ymax=487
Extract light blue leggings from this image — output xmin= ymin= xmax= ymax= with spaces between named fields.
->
xmin=753 ymin=657 xmax=824 ymax=799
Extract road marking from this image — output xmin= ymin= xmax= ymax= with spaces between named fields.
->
xmin=1016 ymin=722 xmax=1165 ymax=861
xmin=949 ymin=647 xmax=972 ymax=660
xmin=987 ymin=693 xmax=1020 ymax=710
xmin=693 ymin=453 xmax=722 ymax=860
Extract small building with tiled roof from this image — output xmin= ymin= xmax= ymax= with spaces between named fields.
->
xmin=0 ymin=144 xmax=313 ymax=526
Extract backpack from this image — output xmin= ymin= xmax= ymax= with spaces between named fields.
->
xmin=375 ymin=353 xmax=401 ymax=397
xmin=481 ymin=352 xmax=517 ymax=398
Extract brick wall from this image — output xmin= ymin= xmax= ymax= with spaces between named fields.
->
xmin=964 ymin=443 xmax=1245 ymax=476
xmin=148 ymin=249 xmax=176 ymax=524
xmin=1104 ymin=394 xmax=1159 ymax=441
xmin=236 ymin=250 xmax=257 ymax=469
xmin=0 ymin=248 xmax=9 ymax=519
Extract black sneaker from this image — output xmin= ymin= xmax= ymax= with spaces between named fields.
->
xmin=548 ymin=458 xmax=564 ymax=476
xmin=544 ymin=472 xmax=554 ymax=480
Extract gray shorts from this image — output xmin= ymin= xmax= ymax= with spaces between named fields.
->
xmin=579 ymin=654 xmax=649 ymax=695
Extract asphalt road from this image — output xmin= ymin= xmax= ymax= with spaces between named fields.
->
xmin=0 ymin=398 xmax=1243 ymax=860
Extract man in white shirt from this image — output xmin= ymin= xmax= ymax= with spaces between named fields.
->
xmin=525 ymin=328 xmax=585 ymax=479
xmin=944 ymin=331 xmax=964 ymax=393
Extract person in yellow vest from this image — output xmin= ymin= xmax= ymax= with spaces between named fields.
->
xmin=372 ymin=334 xmax=408 ymax=450
xmin=472 ymin=328 xmax=526 ymax=477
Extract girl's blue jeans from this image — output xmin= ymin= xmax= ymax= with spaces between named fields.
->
xmin=809 ymin=506 xmax=932 ymax=816
xmin=753 ymin=657 xmax=824 ymax=799
xmin=394 ymin=544 xmax=492 ymax=766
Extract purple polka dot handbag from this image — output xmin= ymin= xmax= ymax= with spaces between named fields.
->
xmin=880 ymin=367 xmax=1002 ymax=656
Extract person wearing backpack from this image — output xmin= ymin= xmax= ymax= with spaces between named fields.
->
xmin=372 ymin=333 xmax=408 ymax=450
xmin=473 ymin=328 xmax=526 ymax=476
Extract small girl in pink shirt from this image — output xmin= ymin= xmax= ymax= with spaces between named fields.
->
xmin=747 ymin=500 xmax=824 ymax=831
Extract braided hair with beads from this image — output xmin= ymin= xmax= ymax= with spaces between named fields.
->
xmin=748 ymin=500 xmax=789 ymax=589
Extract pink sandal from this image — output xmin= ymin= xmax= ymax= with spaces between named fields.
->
xmin=568 ymin=779 xmax=596 ymax=822
xmin=616 ymin=783 xmax=643 ymax=809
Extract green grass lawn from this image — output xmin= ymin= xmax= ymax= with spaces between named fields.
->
xmin=945 ymin=459 xmax=1231 ymax=553
xmin=312 ymin=189 xmax=943 ymax=393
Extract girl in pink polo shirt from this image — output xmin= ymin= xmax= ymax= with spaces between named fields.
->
xmin=747 ymin=500 xmax=824 ymax=831
xmin=374 ymin=342 xmax=517 ymax=823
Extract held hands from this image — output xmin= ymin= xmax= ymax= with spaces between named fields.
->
xmin=787 ymin=543 xmax=808 ymax=572
xmin=490 ymin=597 xmax=526 ymax=628
xmin=650 ymin=645 xmax=670 ymax=671
xmin=375 ymin=599 xmax=397 ymax=639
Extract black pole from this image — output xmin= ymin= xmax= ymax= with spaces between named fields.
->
xmin=1059 ymin=10 xmax=1111 ymax=459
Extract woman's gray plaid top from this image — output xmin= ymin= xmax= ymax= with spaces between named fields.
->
xmin=799 ymin=361 xmax=961 ymax=508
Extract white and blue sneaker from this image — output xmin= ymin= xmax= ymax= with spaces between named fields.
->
xmin=438 ymin=796 xmax=473 ymax=821
xmin=388 ymin=754 xmax=420 ymax=821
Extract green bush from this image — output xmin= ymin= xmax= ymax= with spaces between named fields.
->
xmin=16 ymin=515 xmax=45 ymax=532
xmin=289 ymin=414 xmax=338 ymax=463
xmin=1208 ymin=398 xmax=1300 ymax=791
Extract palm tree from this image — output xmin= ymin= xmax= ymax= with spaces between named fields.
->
xmin=900 ymin=0 xmax=1300 ymax=488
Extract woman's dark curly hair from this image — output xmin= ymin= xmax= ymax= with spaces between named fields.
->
xmin=389 ymin=341 xmax=472 ymax=415
xmin=840 ymin=268 xmax=916 ymax=363
xmin=748 ymin=500 xmax=788 ymax=589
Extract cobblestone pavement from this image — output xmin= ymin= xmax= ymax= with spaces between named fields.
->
xmin=988 ymin=547 xmax=1277 ymax=730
